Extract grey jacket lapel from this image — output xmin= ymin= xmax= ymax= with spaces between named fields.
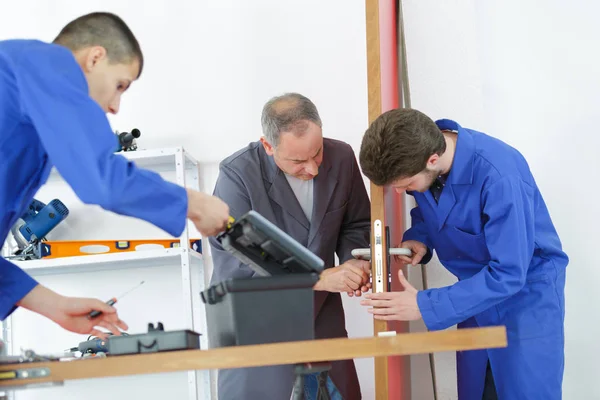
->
xmin=308 ymin=157 xmax=336 ymax=247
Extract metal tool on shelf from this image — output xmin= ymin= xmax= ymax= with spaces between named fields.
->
xmin=5 ymin=198 xmax=69 ymax=260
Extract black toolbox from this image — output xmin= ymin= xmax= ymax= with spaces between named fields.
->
xmin=201 ymin=210 xmax=324 ymax=348
xmin=107 ymin=322 xmax=201 ymax=355
xmin=200 ymin=274 xmax=318 ymax=347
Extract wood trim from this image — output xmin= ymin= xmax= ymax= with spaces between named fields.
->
xmin=366 ymin=0 xmax=382 ymax=123
xmin=369 ymin=182 xmax=390 ymax=400
xmin=365 ymin=0 xmax=390 ymax=398
xmin=0 ymin=327 xmax=507 ymax=388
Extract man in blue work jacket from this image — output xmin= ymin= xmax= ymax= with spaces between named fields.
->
xmin=358 ymin=108 xmax=568 ymax=400
xmin=0 ymin=12 xmax=230 ymax=338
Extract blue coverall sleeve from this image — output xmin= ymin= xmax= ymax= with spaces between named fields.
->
xmin=417 ymin=176 xmax=535 ymax=330
xmin=0 ymin=258 xmax=38 ymax=320
xmin=402 ymin=203 xmax=434 ymax=264
xmin=17 ymin=47 xmax=187 ymax=237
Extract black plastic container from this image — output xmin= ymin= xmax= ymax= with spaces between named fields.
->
xmin=107 ymin=322 xmax=201 ymax=355
xmin=200 ymin=274 xmax=319 ymax=348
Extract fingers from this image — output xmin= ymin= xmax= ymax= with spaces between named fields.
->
xmin=411 ymin=252 xmax=424 ymax=265
xmin=190 ymin=193 xmax=231 ymax=237
xmin=397 ymin=270 xmax=416 ymax=293
xmin=346 ymin=264 xmax=370 ymax=285
xmin=346 ymin=259 xmax=371 ymax=273
xmin=85 ymin=299 xmax=117 ymax=315
xmin=360 ymin=299 xmax=391 ymax=307
xmin=90 ymin=328 xmax=109 ymax=340
xmin=114 ymin=318 xmax=129 ymax=332
xmin=368 ymin=307 xmax=396 ymax=315
xmin=397 ymin=255 xmax=413 ymax=265
xmin=357 ymin=260 xmax=372 ymax=274
xmin=343 ymin=269 xmax=365 ymax=289
xmin=198 ymin=224 xmax=220 ymax=237
xmin=94 ymin=320 xmax=123 ymax=336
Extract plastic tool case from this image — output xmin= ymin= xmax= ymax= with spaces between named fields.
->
xmin=201 ymin=210 xmax=324 ymax=348
xmin=107 ymin=322 xmax=201 ymax=355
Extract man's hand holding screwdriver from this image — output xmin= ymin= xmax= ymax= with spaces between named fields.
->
xmin=186 ymin=189 xmax=231 ymax=236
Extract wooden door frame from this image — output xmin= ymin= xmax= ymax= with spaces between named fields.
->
xmin=365 ymin=0 xmax=410 ymax=398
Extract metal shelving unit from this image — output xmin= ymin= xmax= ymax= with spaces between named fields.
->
xmin=1 ymin=147 xmax=213 ymax=400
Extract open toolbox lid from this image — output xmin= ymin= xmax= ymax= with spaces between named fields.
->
xmin=216 ymin=210 xmax=324 ymax=276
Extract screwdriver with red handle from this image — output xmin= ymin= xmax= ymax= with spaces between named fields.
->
xmin=88 ymin=281 xmax=145 ymax=319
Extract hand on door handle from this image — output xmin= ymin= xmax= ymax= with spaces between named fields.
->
xmin=395 ymin=240 xmax=428 ymax=266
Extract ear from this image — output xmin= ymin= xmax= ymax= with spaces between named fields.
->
xmin=426 ymin=153 xmax=440 ymax=169
xmin=260 ymin=137 xmax=275 ymax=156
xmin=82 ymin=46 xmax=108 ymax=73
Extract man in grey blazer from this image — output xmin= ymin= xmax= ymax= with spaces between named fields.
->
xmin=209 ymin=93 xmax=371 ymax=400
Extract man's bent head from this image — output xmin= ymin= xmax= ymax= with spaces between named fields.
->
xmin=359 ymin=108 xmax=446 ymax=192
xmin=260 ymin=93 xmax=324 ymax=180
xmin=53 ymin=12 xmax=143 ymax=114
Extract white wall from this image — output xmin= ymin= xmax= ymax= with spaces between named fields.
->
xmin=1 ymin=1 xmax=377 ymax=399
xmin=0 ymin=0 xmax=369 ymax=164
xmin=7 ymin=1 xmax=592 ymax=399
xmin=402 ymin=0 xmax=600 ymax=398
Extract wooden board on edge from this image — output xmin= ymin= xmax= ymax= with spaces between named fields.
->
xmin=365 ymin=0 xmax=391 ymax=398
xmin=0 ymin=327 xmax=507 ymax=388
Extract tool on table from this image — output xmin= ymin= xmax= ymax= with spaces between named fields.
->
xmin=107 ymin=322 xmax=201 ymax=355
xmin=67 ymin=332 xmax=128 ymax=356
xmin=74 ymin=337 xmax=109 ymax=355
xmin=6 ymin=198 xmax=69 ymax=260
xmin=88 ymin=281 xmax=145 ymax=319
xmin=0 ymin=348 xmax=61 ymax=366
xmin=114 ymin=128 xmax=141 ymax=152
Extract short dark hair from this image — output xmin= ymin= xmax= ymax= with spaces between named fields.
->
xmin=261 ymin=93 xmax=322 ymax=147
xmin=53 ymin=12 xmax=143 ymax=78
xmin=359 ymin=108 xmax=446 ymax=186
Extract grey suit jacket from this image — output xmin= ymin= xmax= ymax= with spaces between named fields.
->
xmin=209 ymin=138 xmax=370 ymax=400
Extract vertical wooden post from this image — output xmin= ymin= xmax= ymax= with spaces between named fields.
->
xmin=365 ymin=0 xmax=410 ymax=398
xmin=366 ymin=0 xmax=388 ymax=400
xmin=365 ymin=1 xmax=388 ymax=398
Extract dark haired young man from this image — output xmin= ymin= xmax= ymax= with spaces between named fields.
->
xmin=0 ymin=12 xmax=229 ymax=338
xmin=359 ymin=108 xmax=567 ymax=400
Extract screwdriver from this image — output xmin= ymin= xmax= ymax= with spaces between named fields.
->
xmin=227 ymin=216 xmax=235 ymax=230
xmin=88 ymin=281 xmax=145 ymax=319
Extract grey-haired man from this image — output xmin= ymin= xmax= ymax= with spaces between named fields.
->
xmin=209 ymin=93 xmax=371 ymax=400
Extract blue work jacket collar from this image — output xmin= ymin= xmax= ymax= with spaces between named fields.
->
xmin=436 ymin=119 xmax=475 ymax=186
xmin=417 ymin=119 xmax=476 ymax=230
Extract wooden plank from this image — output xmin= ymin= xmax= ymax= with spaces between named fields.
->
xmin=0 ymin=327 xmax=507 ymax=388
xmin=369 ymin=183 xmax=390 ymax=400
xmin=365 ymin=0 xmax=391 ymax=398
xmin=365 ymin=0 xmax=382 ymax=122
